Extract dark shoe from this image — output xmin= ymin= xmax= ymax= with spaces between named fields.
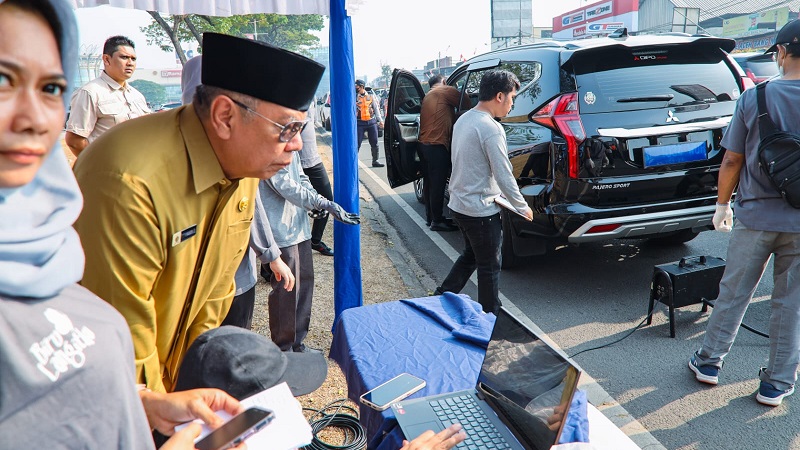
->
xmin=311 ymin=241 xmax=334 ymax=256
xmin=372 ymin=161 xmax=385 ymax=167
xmin=689 ymin=353 xmax=719 ymax=385
xmin=260 ymin=265 xmax=273 ymax=283
xmin=430 ymin=221 xmax=458 ymax=232
xmin=293 ymin=344 xmax=322 ymax=354
xmin=756 ymin=368 xmax=795 ymax=406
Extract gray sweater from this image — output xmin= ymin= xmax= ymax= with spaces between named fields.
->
xmin=448 ymin=109 xmax=528 ymax=217
xmin=260 ymin=153 xmax=330 ymax=248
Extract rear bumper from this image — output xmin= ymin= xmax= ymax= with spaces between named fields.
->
xmin=567 ymin=204 xmax=715 ymax=243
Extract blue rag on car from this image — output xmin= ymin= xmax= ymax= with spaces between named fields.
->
xmin=400 ymin=292 xmax=496 ymax=347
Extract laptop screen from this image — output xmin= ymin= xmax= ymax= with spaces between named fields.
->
xmin=476 ymin=308 xmax=580 ymax=450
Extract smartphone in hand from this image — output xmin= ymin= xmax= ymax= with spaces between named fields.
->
xmin=195 ymin=407 xmax=274 ymax=450
xmin=359 ymin=373 xmax=426 ymax=411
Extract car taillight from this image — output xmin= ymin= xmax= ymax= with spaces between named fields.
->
xmin=531 ymin=93 xmax=586 ymax=178
xmin=742 ymin=72 xmax=756 ymax=90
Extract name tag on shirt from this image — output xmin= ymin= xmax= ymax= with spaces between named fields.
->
xmin=172 ymin=225 xmax=197 ymax=247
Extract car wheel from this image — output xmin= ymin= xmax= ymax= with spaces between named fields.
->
xmin=648 ymin=229 xmax=700 ymax=245
xmin=414 ymin=178 xmax=425 ymax=203
xmin=500 ymin=211 xmax=522 ymax=269
xmin=324 ymin=117 xmax=331 ymax=132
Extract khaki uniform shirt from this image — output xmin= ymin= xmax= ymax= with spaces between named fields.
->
xmin=74 ymin=106 xmax=257 ymax=393
xmin=66 ymin=71 xmax=150 ymax=144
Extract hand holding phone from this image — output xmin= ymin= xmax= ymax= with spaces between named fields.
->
xmin=360 ymin=373 xmax=426 ymax=411
xmin=195 ymin=407 xmax=274 ymax=450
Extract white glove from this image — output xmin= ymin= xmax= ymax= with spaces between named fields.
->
xmin=712 ymin=203 xmax=733 ymax=232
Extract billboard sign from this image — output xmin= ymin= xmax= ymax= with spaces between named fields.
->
xmin=587 ymin=22 xmax=624 ymax=33
xmin=491 ymin=0 xmax=533 ymax=39
xmin=722 ymin=6 xmax=789 ymax=38
xmin=585 ymin=1 xmax=613 ymax=20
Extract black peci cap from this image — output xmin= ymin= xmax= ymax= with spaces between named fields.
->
xmin=201 ymin=33 xmax=325 ymax=112
xmin=765 ymin=19 xmax=800 ymax=54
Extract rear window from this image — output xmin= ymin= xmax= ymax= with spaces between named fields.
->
xmin=739 ymin=57 xmax=778 ymax=77
xmin=571 ymin=45 xmax=741 ymax=113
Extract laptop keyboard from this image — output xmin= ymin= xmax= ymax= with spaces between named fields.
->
xmin=430 ymin=394 xmax=511 ymax=449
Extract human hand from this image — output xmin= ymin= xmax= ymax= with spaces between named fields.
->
xmin=399 ymin=424 xmax=467 ymax=450
xmin=323 ymin=201 xmax=360 ymax=225
xmin=160 ymin=423 xmax=247 ymax=450
xmin=140 ymin=388 xmax=244 ymax=436
xmin=712 ymin=202 xmax=733 ymax=232
xmin=269 ymin=257 xmax=295 ymax=291
xmin=546 ymin=403 xmax=566 ymax=432
xmin=522 ymin=207 xmax=534 ymax=222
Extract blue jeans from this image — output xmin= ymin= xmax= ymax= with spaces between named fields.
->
xmin=695 ymin=220 xmax=800 ymax=391
xmin=437 ymin=211 xmax=502 ymax=314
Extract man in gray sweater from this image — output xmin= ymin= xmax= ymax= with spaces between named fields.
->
xmin=435 ymin=70 xmax=533 ymax=314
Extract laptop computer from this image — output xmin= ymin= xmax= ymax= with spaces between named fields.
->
xmin=392 ymin=307 xmax=582 ymax=450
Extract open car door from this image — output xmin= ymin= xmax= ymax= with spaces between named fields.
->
xmin=385 ymin=69 xmax=425 ymax=188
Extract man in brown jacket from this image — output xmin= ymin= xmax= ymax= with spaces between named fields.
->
xmin=419 ymin=74 xmax=467 ymax=231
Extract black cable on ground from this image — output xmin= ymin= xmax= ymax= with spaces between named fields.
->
xmin=568 ymin=297 xmax=770 ymax=359
xmin=302 ymin=399 xmax=367 ymax=450
xmin=700 ymin=298 xmax=769 ymax=338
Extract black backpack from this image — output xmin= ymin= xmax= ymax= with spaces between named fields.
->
xmin=756 ymin=81 xmax=800 ymax=209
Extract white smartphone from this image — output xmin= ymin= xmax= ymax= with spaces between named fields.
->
xmin=359 ymin=373 xmax=426 ymax=411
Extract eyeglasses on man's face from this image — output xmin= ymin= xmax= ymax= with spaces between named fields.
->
xmin=229 ymin=97 xmax=308 ymax=143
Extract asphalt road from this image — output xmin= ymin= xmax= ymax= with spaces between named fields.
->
xmin=352 ymin=137 xmax=799 ymax=450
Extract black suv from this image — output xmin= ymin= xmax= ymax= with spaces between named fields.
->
xmin=385 ymin=30 xmax=747 ymax=267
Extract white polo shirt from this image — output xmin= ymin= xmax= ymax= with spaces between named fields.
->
xmin=66 ymin=71 xmax=150 ymax=144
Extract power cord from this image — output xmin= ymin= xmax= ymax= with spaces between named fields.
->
xmin=302 ymin=398 xmax=367 ymax=450
xmin=568 ymin=298 xmax=770 ymax=359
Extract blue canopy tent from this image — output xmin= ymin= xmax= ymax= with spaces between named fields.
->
xmin=71 ymin=0 xmax=365 ymax=324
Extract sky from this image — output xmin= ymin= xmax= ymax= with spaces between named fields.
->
xmin=74 ymin=0 xmax=589 ymax=80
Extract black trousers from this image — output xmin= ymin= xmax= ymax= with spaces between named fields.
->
xmin=419 ymin=143 xmax=452 ymax=224
xmin=268 ymin=240 xmax=314 ymax=351
xmin=221 ymin=285 xmax=256 ymax=330
xmin=437 ymin=212 xmax=503 ymax=314
xmin=302 ymin=162 xmax=333 ymax=245
xmin=357 ymin=119 xmax=380 ymax=162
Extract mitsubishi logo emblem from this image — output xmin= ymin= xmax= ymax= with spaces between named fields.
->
xmin=666 ymin=110 xmax=680 ymax=123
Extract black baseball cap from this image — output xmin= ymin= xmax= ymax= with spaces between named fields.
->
xmin=765 ymin=19 xmax=800 ymax=54
xmin=355 ymin=79 xmax=366 ymax=87
xmin=174 ymin=326 xmax=327 ymax=399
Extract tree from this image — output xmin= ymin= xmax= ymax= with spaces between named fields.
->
xmin=141 ymin=13 xmax=323 ymax=65
xmin=130 ymin=79 xmax=166 ymax=108
xmin=380 ymin=62 xmax=392 ymax=81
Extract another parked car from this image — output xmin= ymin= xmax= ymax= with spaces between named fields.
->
xmin=732 ymin=51 xmax=778 ymax=85
xmin=386 ymin=29 xmax=749 ymax=267
xmin=317 ymin=92 xmax=331 ymax=131
xmin=155 ymin=101 xmax=181 ymax=112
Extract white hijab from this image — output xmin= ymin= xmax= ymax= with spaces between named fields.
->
xmin=0 ymin=0 xmax=84 ymax=299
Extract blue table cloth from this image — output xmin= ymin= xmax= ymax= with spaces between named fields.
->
xmin=330 ymin=293 xmax=586 ymax=450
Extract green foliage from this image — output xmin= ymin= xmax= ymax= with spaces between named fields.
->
xmin=140 ymin=12 xmax=324 ymax=64
xmin=130 ymin=79 xmax=166 ymax=108
xmin=381 ymin=63 xmax=392 ymax=80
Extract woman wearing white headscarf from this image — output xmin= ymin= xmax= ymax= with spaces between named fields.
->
xmin=0 ymin=1 xmax=242 ymax=448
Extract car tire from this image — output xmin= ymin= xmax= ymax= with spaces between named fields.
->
xmin=648 ymin=229 xmax=700 ymax=245
xmin=414 ymin=178 xmax=425 ymax=203
xmin=500 ymin=212 xmax=522 ymax=269
xmin=324 ymin=117 xmax=331 ymax=132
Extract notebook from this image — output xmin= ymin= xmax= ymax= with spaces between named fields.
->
xmin=392 ymin=307 xmax=582 ymax=450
